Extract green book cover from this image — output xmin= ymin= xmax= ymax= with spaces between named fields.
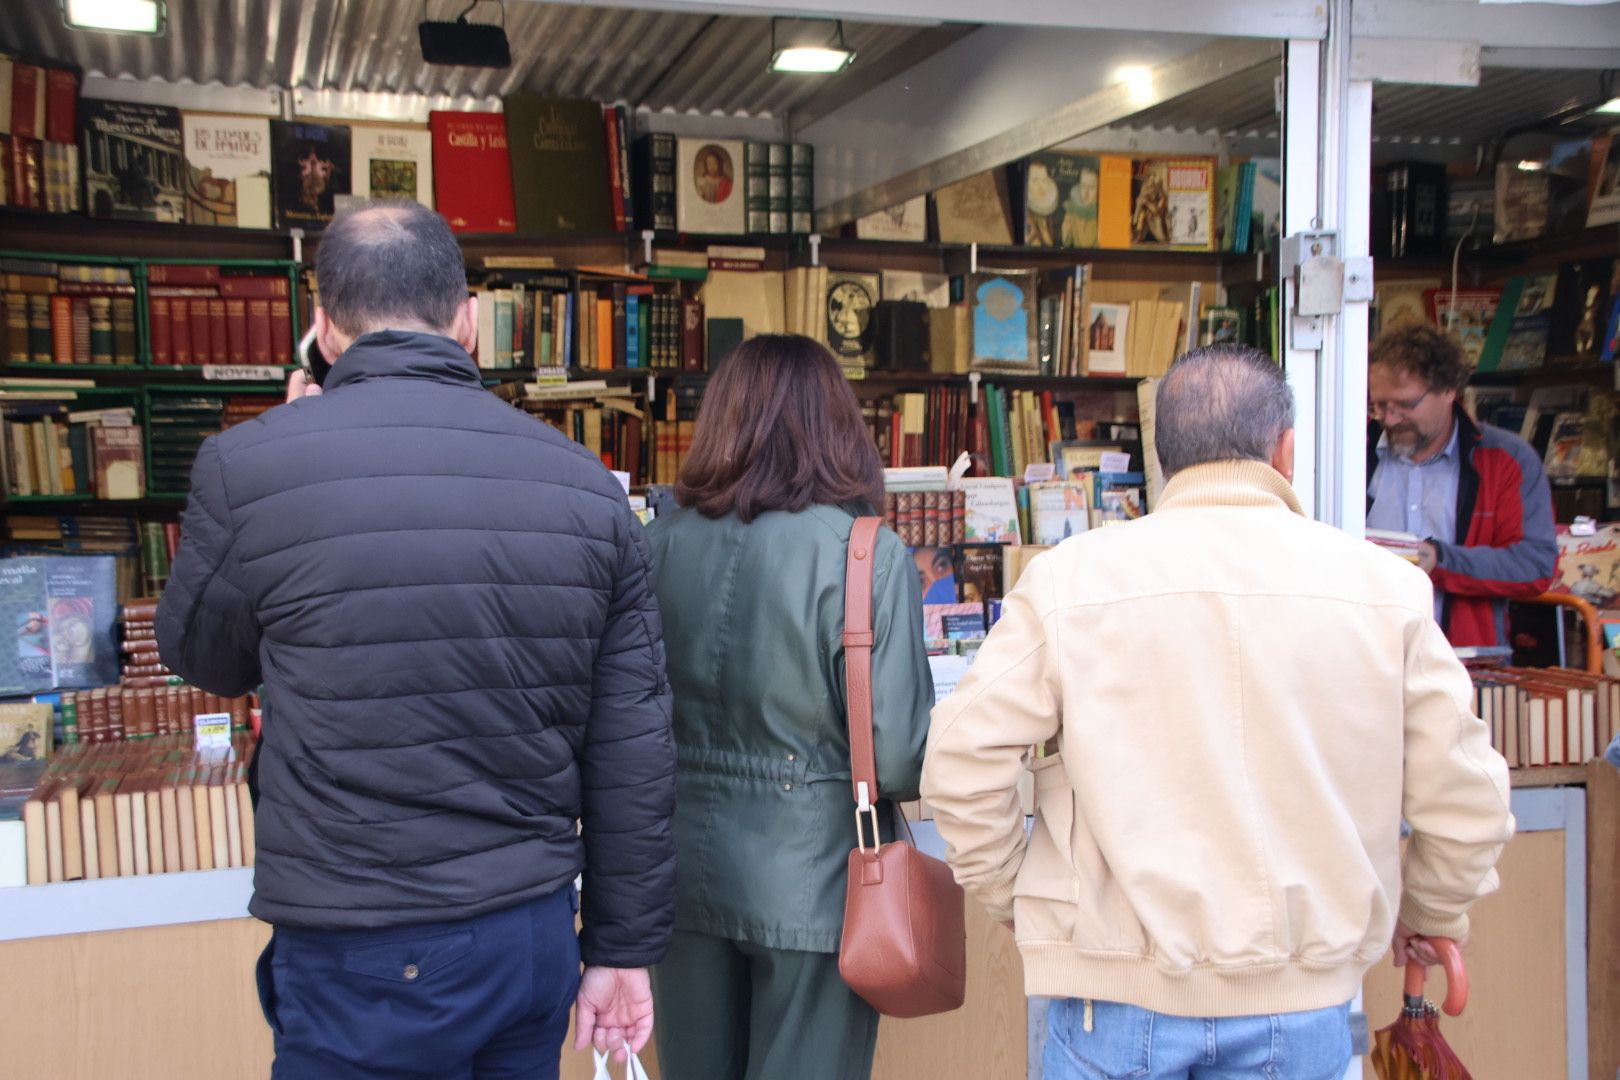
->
xmin=494 ymin=291 xmax=514 ymax=369
xmin=1475 ymin=277 xmax=1526 ymax=373
xmin=503 ymin=95 xmax=614 ymax=234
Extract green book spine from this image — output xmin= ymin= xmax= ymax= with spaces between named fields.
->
xmin=88 ymin=297 xmax=115 ymax=363
xmin=28 ymin=296 xmax=52 ymax=362
xmin=494 ymin=292 xmax=514 ymax=370
xmin=61 ymin=697 xmax=79 ymax=745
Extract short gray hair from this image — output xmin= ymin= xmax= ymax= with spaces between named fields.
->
xmin=1154 ymin=345 xmax=1295 ymax=477
xmin=315 ymin=200 xmax=468 ymax=336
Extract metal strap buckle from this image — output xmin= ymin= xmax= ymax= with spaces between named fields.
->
xmin=855 ymin=805 xmax=882 ymax=855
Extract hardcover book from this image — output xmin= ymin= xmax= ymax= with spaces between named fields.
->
xmin=855 ymin=196 xmax=928 ymax=242
xmin=270 ymin=120 xmax=351 ymax=228
xmin=0 ymin=703 xmax=51 ymax=766
xmin=0 ymin=556 xmax=119 ymax=696
xmin=1424 ymin=288 xmax=1502 ymax=368
xmin=504 ymin=96 xmax=613 ymax=232
xmin=958 ymin=477 xmax=1021 ymax=544
xmin=675 ymin=138 xmax=745 ymax=234
xmin=182 ymin=113 xmax=272 ymax=228
xmin=1023 ymin=151 xmax=1099 ymax=249
xmin=933 ymin=169 xmax=1013 ymax=245
xmin=79 ymin=99 xmax=184 ymax=222
xmin=350 ymin=124 xmax=434 ymax=208
xmin=1129 ymin=158 xmax=1214 ymax=251
xmin=429 ymin=111 xmax=516 ymax=233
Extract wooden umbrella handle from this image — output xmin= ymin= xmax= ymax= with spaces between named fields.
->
xmin=1403 ymin=936 xmax=1469 ymax=1016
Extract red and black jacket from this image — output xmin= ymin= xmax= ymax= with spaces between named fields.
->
xmin=1369 ymin=407 xmax=1558 ymax=647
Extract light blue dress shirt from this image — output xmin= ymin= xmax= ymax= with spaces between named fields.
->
xmin=1368 ymin=422 xmax=1460 ymax=621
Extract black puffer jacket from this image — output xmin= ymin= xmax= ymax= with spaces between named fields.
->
xmin=156 ymin=331 xmax=675 ymax=967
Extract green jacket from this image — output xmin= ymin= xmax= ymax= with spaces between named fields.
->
xmin=646 ymin=505 xmax=933 ymax=953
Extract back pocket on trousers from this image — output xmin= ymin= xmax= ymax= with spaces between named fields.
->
xmin=342 ymin=930 xmax=475 ymax=983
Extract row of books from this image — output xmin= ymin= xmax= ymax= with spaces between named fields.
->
xmin=882 ymin=490 xmax=968 ymax=546
xmin=147 ymin=266 xmax=295 ymax=367
xmin=1 ymin=516 xmax=146 ymax=604
xmin=1 ymin=55 xmax=819 ymax=242
xmin=1376 ymin=255 xmax=1619 ymax=374
xmin=1 ymin=402 xmax=143 ymax=499
xmin=860 ymin=153 xmax=1281 ymax=256
xmin=0 ymin=57 xmax=79 ymax=213
xmin=2 ymin=258 xmax=140 ymax=366
xmin=1469 ymin=665 xmax=1619 ymax=769
xmin=148 ymin=393 xmax=275 ymax=494
xmin=504 ymin=382 xmax=648 ymax=481
xmin=0 ymin=733 xmax=257 ymax=887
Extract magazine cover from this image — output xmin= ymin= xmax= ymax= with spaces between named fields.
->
xmin=80 ymin=99 xmax=184 ymax=221
xmin=271 ymin=120 xmax=352 ymax=228
xmin=1023 ymin=151 xmax=1100 ymax=248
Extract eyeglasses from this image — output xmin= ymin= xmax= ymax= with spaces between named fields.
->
xmin=1369 ymin=390 xmax=1431 ymax=420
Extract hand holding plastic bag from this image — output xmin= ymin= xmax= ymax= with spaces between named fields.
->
xmin=592 ymin=1048 xmax=651 ymax=1080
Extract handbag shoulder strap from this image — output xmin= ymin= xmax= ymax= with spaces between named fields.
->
xmin=844 ymin=516 xmax=883 ymax=809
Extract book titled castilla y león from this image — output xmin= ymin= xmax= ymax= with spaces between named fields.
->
xmin=504 ymin=95 xmax=613 ymax=234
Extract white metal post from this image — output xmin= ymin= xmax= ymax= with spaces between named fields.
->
xmin=1281 ymin=39 xmax=1321 ymax=521
xmin=1337 ymin=79 xmax=1373 ymax=539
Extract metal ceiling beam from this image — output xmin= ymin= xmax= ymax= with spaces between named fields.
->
xmin=523 ymin=0 xmax=1328 ymax=39
xmin=1353 ymin=0 xmax=1620 ymax=50
xmin=813 ymin=36 xmax=1282 ymax=232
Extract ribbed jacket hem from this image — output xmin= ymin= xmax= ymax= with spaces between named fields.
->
xmin=1021 ymin=946 xmax=1366 ymax=1018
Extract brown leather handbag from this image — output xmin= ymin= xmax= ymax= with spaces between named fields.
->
xmin=837 ymin=516 xmax=967 ymax=1018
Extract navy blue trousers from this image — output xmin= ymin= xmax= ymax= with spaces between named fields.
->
xmin=256 ymin=887 xmax=581 ymax=1079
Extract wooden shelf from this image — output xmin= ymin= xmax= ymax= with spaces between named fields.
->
xmin=4 ymin=495 xmax=183 ymax=508
xmin=1509 ymin=764 xmax=1590 ymax=788
xmin=1469 ymin=363 xmax=1613 ymax=387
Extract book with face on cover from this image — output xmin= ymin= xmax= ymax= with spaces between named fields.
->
xmin=676 ymin=138 xmax=745 ymax=234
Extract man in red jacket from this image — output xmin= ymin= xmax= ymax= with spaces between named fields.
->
xmin=1367 ymin=323 xmax=1558 ymax=647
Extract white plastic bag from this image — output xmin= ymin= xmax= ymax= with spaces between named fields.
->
xmin=591 ymin=1048 xmax=651 ymax=1080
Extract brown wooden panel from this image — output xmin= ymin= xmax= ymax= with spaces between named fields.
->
xmin=1363 ymin=830 xmax=1567 ymax=1080
xmin=872 ymin=901 xmax=1026 ymax=1080
xmin=1586 ymin=761 xmax=1620 ymax=1080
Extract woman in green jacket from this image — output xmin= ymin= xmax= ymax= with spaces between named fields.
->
xmin=645 ymin=335 xmax=934 ymax=1080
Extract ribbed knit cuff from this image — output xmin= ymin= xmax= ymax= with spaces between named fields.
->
xmin=975 ymin=876 xmax=1016 ymax=926
xmin=1397 ymin=895 xmax=1470 ymax=941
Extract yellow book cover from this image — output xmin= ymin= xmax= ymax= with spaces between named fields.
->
xmin=1097 ymin=156 xmax=1134 ymax=249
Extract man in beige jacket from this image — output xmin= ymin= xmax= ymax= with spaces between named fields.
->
xmin=922 ymin=345 xmax=1513 ymax=1080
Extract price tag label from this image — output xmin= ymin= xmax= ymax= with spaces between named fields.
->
xmin=194 ymin=711 xmax=233 ymax=752
xmin=201 ymin=365 xmax=284 ymax=382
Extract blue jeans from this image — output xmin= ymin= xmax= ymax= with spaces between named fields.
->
xmin=256 ymin=887 xmax=582 ymax=1079
xmin=1042 ymin=998 xmax=1352 ymax=1080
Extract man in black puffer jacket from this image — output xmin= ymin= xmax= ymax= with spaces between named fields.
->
xmin=156 ymin=201 xmax=675 ymax=1079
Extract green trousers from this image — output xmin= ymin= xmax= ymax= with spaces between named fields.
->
xmin=650 ymin=930 xmax=880 ymax=1080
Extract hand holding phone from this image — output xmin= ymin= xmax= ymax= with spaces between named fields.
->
xmin=291 ymin=326 xmax=331 ymax=402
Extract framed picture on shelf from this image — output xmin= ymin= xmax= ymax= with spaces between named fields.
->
xmin=968 ymin=269 xmax=1038 ymax=372
xmin=826 ymin=271 xmax=880 ymax=369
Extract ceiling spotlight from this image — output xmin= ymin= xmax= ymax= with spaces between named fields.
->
xmin=62 ymin=0 xmax=166 ymax=35
xmin=1115 ymin=66 xmax=1156 ymax=106
xmin=770 ymin=18 xmax=856 ymax=74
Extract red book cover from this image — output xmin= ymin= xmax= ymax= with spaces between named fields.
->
xmin=171 ymin=300 xmax=192 ymax=365
xmin=148 ymin=265 xmax=221 ymax=286
xmin=247 ymin=299 xmax=272 ymax=365
xmin=225 ymin=299 xmax=249 ymax=364
xmin=680 ymin=298 xmax=704 ymax=371
xmin=208 ymin=299 xmax=229 ymax=364
xmin=148 ymin=296 xmax=172 ymax=364
xmin=217 ymin=276 xmax=290 ymax=299
xmin=603 ymin=107 xmax=626 ymax=232
xmin=44 ymin=69 xmax=77 ymax=145
xmin=429 ymin=111 xmax=517 ymax=234
xmin=10 ymin=64 xmax=42 ymax=142
xmin=9 ymin=136 xmax=41 ymax=209
xmin=269 ymin=299 xmax=292 ymax=365
xmin=50 ymin=294 xmax=72 ymax=363
xmin=188 ymin=299 xmax=211 ymax=365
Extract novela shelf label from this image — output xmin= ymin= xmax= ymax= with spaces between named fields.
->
xmin=201 ymin=366 xmax=283 ymax=381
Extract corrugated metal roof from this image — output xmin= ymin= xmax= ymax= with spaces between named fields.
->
xmin=0 ymin=0 xmax=951 ymax=118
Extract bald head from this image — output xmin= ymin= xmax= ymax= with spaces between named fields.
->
xmin=1154 ymin=345 xmax=1296 ymax=478
xmin=314 ymin=200 xmax=468 ymax=338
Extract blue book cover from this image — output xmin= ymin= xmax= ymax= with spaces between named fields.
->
xmin=970 ymin=271 xmax=1037 ymax=368
xmin=626 ymin=296 xmax=640 ymax=368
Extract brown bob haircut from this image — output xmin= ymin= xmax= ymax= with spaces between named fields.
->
xmin=676 ymin=334 xmax=886 ymax=522
xmin=1369 ymin=321 xmax=1470 ymax=393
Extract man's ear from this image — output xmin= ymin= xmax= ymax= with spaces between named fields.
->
xmin=452 ymin=295 xmax=478 ymax=356
xmin=1272 ymin=427 xmax=1297 ymax=483
xmin=313 ymin=307 xmax=350 ymax=365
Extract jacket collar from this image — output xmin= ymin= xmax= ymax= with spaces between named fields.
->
xmin=1155 ymin=460 xmax=1305 ymax=516
xmin=324 ymin=330 xmax=483 ymax=391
